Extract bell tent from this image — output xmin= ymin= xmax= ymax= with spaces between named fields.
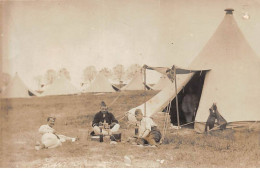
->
xmin=41 ymin=76 xmax=79 ymax=96
xmin=85 ymin=73 xmax=118 ymax=93
xmin=1 ymin=73 xmax=37 ymax=98
xmin=121 ymin=70 xmax=152 ymax=91
xmin=126 ymin=9 xmax=260 ymax=133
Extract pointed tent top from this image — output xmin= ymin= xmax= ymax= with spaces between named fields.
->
xmin=2 ymin=73 xmax=37 ymax=98
xmin=225 ymin=8 xmax=234 ymax=15
xmin=85 ymin=73 xmax=116 ymax=92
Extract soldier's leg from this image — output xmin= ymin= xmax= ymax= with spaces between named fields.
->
xmin=110 ymin=124 xmax=120 ymax=133
xmin=93 ymin=126 xmax=101 ymax=135
xmin=144 ymin=134 xmax=157 ymax=146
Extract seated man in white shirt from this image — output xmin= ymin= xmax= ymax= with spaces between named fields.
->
xmin=35 ymin=117 xmax=77 ymax=150
xmin=134 ymin=109 xmax=161 ymax=146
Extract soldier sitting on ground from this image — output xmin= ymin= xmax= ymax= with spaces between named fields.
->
xmin=35 ymin=117 xmax=78 ymax=150
xmin=134 ymin=109 xmax=161 ymax=146
xmin=90 ymin=101 xmax=120 ymax=136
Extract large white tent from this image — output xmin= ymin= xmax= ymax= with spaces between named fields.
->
xmin=127 ymin=9 xmax=260 ymax=133
xmin=1 ymin=73 xmax=37 ymax=98
xmin=189 ymin=9 xmax=260 ymax=132
xmin=41 ymin=76 xmax=79 ymax=96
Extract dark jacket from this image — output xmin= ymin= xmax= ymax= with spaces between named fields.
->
xmin=92 ymin=111 xmax=118 ymax=127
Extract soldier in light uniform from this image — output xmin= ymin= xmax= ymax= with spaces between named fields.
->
xmin=134 ymin=109 xmax=161 ymax=146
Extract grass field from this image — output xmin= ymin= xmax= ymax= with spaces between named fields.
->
xmin=0 ymin=90 xmax=260 ymax=168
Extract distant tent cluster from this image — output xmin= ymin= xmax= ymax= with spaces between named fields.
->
xmin=1 ymin=73 xmax=81 ymax=98
xmin=40 ymin=76 xmax=79 ymax=96
xmin=126 ymin=9 xmax=260 ymax=133
xmin=83 ymin=70 xmax=155 ymax=92
xmin=1 ymin=68 xmax=158 ymax=98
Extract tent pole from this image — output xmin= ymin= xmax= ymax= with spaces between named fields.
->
xmin=174 ymin=66 xmax=180 ymax=128
xmin=144 ymin=67 xmax=147 ymax=117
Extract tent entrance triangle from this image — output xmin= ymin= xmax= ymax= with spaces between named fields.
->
xmin=28 ymin=90 xmax=36 ymax=96
xmin=167 ymin=71 xmax=207 ymax=128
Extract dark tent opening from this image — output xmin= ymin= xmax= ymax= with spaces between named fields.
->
xmin=112 ymin=85 xmax=120 ymax=92
xmin=28 ymin=90 xmax=36 ymax=96
xmin=165 ymin=71 xmax=208 ymax=128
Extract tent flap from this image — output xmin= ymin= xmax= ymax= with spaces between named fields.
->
xmin=144 ymin=64 xmax=208 ymax=75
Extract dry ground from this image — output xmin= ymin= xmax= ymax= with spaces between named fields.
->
xmin=0 ymin=90 xmax=260 ymax=168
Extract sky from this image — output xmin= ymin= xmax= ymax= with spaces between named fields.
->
xmin=2 ymin=0 xmax=260 ymax=89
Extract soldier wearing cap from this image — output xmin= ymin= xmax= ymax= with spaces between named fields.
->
xmin=91 ymin=101 xmax=120 ymax=135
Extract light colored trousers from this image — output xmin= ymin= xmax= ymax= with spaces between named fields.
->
xmin=41 ymin=133 xmax=73 ymax=149
xmin=93 ymin=124 xmax=120 ymax=135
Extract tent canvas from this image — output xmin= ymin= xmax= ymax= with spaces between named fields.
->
xmin=126 ymin=9 xmax=260 ymax=133
xmin=41 ymin=76 xmax=79 ymax=96
xmin=127 ymin=73 xmax=194 ymax=122
xmin=1 ymin=73 xmax=37 ymax=98
xmin=152 ymin=75 xmax=173 ymax=90
xmin=121 ymin=71 xmax=152 ymax=91
xmin=189 ymin=9 xmax=260 ymax=132
xmin=85 ymin=73 xmax=117 ymax=93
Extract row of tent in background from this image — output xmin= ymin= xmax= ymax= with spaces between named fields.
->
xmin=0 ymin=70 xmax=170 ymax=98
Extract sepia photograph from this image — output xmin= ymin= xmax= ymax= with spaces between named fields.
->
xmin=0 ymin=0 xmax=260 ymax=168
